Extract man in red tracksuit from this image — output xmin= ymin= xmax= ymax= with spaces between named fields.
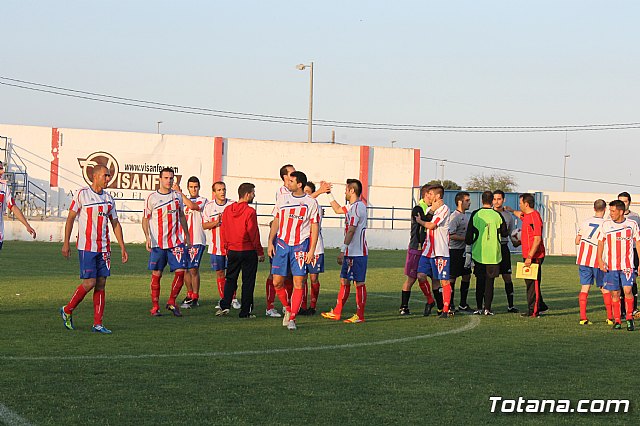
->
xmin=216 ymin=183 xmax=265 ymax=318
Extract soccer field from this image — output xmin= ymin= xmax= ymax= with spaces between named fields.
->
xmin=0 ymin=242 xmax=636 ymax=425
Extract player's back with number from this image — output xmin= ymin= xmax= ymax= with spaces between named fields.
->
xmin=577 ymin=217 xmax=605 ymax=268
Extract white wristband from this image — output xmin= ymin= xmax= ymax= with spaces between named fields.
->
xmin=327 ymin=192 xmax=336 ymax=202
xmin=340 ymin=244 xmax=347 ymax=252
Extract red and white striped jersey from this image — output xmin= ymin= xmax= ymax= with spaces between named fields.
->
xmin=183 ymin=196 xmax=208 ymax=246
xmin=0 ymin=181 xmax=16 ymax=243
xmin=576 ymin=216 xmax=605 ymax=268
xmin=70 ymin=187 xmax=118 ymax=253
xmin=271 ymin=185 xmax=291 ymax=216
xmin=144 ymin=190 xmax=184 ymax=249
xmin=274 ymin=193 xmax=319 ymax=246
xmin=202 ymin=198 xmax=234 ymax=255
xmin=598 ymin=218 xmax=640 ymax=271
xmin=344 ymin=200 xmax=368 ymax=257
xmin=422 ymin=204 xmax=451 ymax=258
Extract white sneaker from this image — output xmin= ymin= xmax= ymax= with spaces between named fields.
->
xmin=232 ymin=299 xmax=241 ymax=310
xmin=265 ymin=308 xmax=282 ymax=318
xmin=282 ymin=309 xmax=291 ymax=326
xmin=214 ymin=302 xmax=221 ymax=310
xmin=287 ymin=319 xmax=297 ymax=331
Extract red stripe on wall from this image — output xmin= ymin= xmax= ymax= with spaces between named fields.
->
xmin=50 ymin=128 xmax=60 ymax=187
xmin=413 ymin=149 xmax=421 ymax=187
xmin=359 ymin=146 xmax=370 ymax=204
xmin=213 ymin=137 xmax=224 ymax=197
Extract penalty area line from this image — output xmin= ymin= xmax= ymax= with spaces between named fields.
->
xmin=0 ymin=403 xmax=32 ymax=426
xmin=0 ymin=316 xmax=480 ymax=362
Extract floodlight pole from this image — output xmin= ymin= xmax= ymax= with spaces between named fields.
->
xmin=296 ymin=62 xmax=314 ymax=143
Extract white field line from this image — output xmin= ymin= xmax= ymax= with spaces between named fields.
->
xmin=0 ymin=403 xmax=32 ymax=426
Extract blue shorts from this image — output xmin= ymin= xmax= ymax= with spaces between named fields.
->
xmin=603 ymin=269 xmax=635 ymax=291
xmin=210 ymin=254 xmax=227 ymax=271
xmin=186 ymin=244 xmax=205 ymax=269
xmin=271 ymin=238 xmax=309 ymax=277
xmin=306 ymin=253 xmax=325 ymax=274
xmin=579 ymin=265 xmax=604 ymax=287
xmin=417 ymin=256 xmax=451 ymax=281
xmin=340 ymin=255 xmax=368 ymax=283
xmin=79 ymin=250 xmax=111 ymax=279
xmin=148 ymin=245 xmax=187 ymax=272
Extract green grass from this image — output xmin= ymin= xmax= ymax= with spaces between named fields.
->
xmin=0 ymin=242 xmax=637 ymax=425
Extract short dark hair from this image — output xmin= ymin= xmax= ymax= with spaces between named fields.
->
xmin=493 ymin=189 xmax=506 ymax=199
xmin=290 ymin=171 xmax=307 ymax=189
xmin=160 ymin=167 xmax=174 ymax=177
xmin=187 ymin=176 xmax=200 ymax=186
xmin=618 ymin=191 xmax=631 ymax=202
xmin=455 ymin=191 xmax=470 ymax=206
xmin=520 ymin=193 xmax=535 ymax=208
xmin=279 ymin=164 xmax=294 ymax=181
xmin=347 ymin=179 xmax=363 ymax=197
xmin=428 ymin=184 xmax=444 ymax=199
xmin=481 ymin=190 xmax=494 ymax=205
xmin=238 ymin=182 xmax=255 ymax=199
xmin=419 ymin=184 xmax=431 ymax=199
xmin=594 ymin=199 xmax=607 ymax=212
xmin=305 ymin=181 xmax=316 ymax=193
xmin=610 ymin=200 xmax=626 ymax=211
xmin=212 ymin=181 xmax=225 ymax=191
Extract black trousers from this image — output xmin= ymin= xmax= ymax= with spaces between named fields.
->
xmin=474 ymin=263 xmax=499 ymax=311
xmin=220 ymin=250 xmax=258 ymax=316
xmin=523 ymin=258 xmax=545 ymax=316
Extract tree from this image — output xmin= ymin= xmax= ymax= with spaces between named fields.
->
xmin=426 ymin=179 xmax=461 ymax=190
xmin=466 ymin=172 xmax=517 ymax=192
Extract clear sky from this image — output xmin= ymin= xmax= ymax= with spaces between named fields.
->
xmin=1 ymin=1 xmax=639 ymax=192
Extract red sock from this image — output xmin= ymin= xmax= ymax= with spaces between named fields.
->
xmin=65 ymin=285 xmax=89 ymax=314
xmin=290 ymin=288 xmax=303 ymax=320
xmin=216 ymin=277 xmax=226 ymax=299
xmin=150 ymin=274 xmax=161 ymax=311
xmin=356 ymin=285 xmax=367 ymax=320
xmin=579 ymin=292 xmax=588 ymax=321
xmin=613 ymin=299 xmax=621 ymax=323
xmin=418 ymin=279 xmax=435 ymax=304
xmin=602 ymin=292 xmax=613 ymax=319
xmin=192 ymin=292 xmax=199 ymax=300
xmin=310 ymin=282 xmax=320 ymax=309
xmin=285 ymin=278 xmax=294 ymax=302
xmin=167 ymin=271 xmax=185 ymax=306
xmin=625 ymin=297 xmax=634 ymax=320
xmin=187 ymin=291 xmax=194 ymax=299
xmin=275 ymin=287 xmax=290 ymax=311
xmin=301 ymin=279 xmax=309 ymax=310
xmin=442 ymin=283 xmax=451 ymax=313
xmin=334 ymin=284 xmax=351 ymax=316
xmin=266 ymin=278 xmax=275 ymax=310
xmin=93 ymin=289 xmax=105 ymax=326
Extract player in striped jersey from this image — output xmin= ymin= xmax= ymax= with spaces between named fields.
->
xmin=173 ymin=176 xmax=208 ymax=309
xmin=300 ymin=181 xmax=325 ymax=315
xmin=202 ymin=181 xmax=238 ymax=310
xmin=575 ymin=199 xmax=608 ymax=325
xmin=321 ymin=179 xmax=369 ymax=324
xmin=0 ymin=160 xmax=37 ymax=250
xmin=265 ymin=164 xmax=295 ymax=318
xmin=617 ymin=192 xmax=640 ymax=318
xmin=415 ymin=185 xmax=454 ymax=318
xmin=596 ymin=200 xmax=640 ymax=331
xmin=268 ymin=171 xmax=320 ymax=330
xmin=60 ymin=165 xmax=128 ymax=334
xmin=142 ymin=167 xmax=192 ymax=317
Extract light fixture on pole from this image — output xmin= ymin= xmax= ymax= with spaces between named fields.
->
xmin=157 ymin=121 xmax=163 ymax=134
xmin=563 ymin=136 xmax=570 ymax=192
xmin=296 ymin=62 xmax=314 ymax=144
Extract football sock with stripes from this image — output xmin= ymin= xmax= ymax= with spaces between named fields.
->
xmin=578 ymin=291 xmax=588 ymax=321
xmin=65 ymin=285 xmax=89 ymax=314
xmin=613 ymin=299 xmax=621 ymax=324
xmin=334 ymin=284 xmax=351 ymax=316
xmin=442 ymin=284 xmax=451 ymax=313
xmin=150 ymin=274 xmax=161 ymax=312
xmin=93 ymin=289 xmax=105 ymax=326
xmin=310 ymin=282 xmax=320 ymax=309
xmin=356 ymin=285 xmax=367 ymax=320
xmin=602 ymin=292 xmax=613 ymax=320
xmin=167 ymin=271 xmax=185 ymax=306
xmin=625 ymin=297 xmax=634 ymax=321
xmin=290 ymin=287 xmax=303 ymax=320
xmin=216 ymin=277 xmax=226 ymax=299
xmin=284 ymin=278 xmax=294 ymax=302
xmin=418 ymin=279 xmax=435 ymax=304
xmin=275 ymin=287 xmax=289 ymax=312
